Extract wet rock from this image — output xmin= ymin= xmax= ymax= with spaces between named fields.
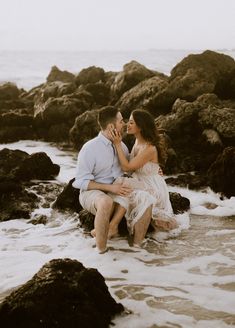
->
xmin=166 ymin=173 xmax=207 ymax=190
xmin=0 ymin=188 xmax=39 ymax=222
xmin=53 ymin=178 xmax=82 ymax=213
xmin=28 ymin=214 xmax=48 ymax=225
xmin=0 ymin=149 xmax=60 ymax=221
xmin=47 ymin=65 xmax=75 ymax=83
xmin=0 ymin=258 xmax=124 ymax=328
xmin=14 ymin=152 xmax=60 ymax=181
xmin=207 ymin=146 xmax=235 ymax=197
xmin=169 ymin=192 xmax=190 ymax=214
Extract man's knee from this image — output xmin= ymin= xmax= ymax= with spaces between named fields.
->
xmin=96 ymin=195 xmax=114 ymax=212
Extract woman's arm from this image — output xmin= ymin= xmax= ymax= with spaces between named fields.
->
xmin=111 ymin=130 xmax=156 ymax=171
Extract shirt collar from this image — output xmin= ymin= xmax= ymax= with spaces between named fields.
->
xmin=98 ymin=132 xmax=113 ymax=146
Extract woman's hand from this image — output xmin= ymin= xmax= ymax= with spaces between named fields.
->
xmin=109 ymin=129 xmax=122 ymax=145
xmin=110 ymin=183 xmax=132 ymax=196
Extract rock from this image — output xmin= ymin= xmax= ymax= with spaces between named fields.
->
xmin=14 ymin=152 xmax=60 ymax=181
xmin=166 ymin=173 xmax=207 ymax=190
xmin=46 ymin=65 xmax=75 ymax=83
xmin=79 ymin=81 xmax=110 ymax=105
xmin=0 ymin=149 xmax=60 ymax=221
xmin=34 ymin=93 xmax=89 ymax=122
xmin=76 ymin=66 xmax=105 ymax=85
xmin=70 ymin=109 xmax=100 ymax=150
xmin=0 ymin=188 xmax=39 ymax=222
xmin=0 ymin=258 xmax=124 ymax=328
xmin=169 ymin=50 xmax=235 ymax=101
xmin=116 ymin=76 xmax=169 ymax=118
xmin=111 ymin=60 xmax=156 ymax=100
xmin=28 ymin=214 xmax=48 ymax=225
xmin=169 ymin=192 xmax=190 ymax=214
xmin=199 ymin=106 xmax=235 ymax=140
xmin=0 ymin=111 xmax=34 ymax=127
xmin=53 ymin=178 xmax=82 ymax=213
xmin=0 ymin=82 xmax=20 ymax=100
xmin=0 ymin=126 xmax=36 ymax=143
xmin=207 ymin=146 xmax=235 ymax=197
xmin=214 ymin=67 xmax=235 ymax=99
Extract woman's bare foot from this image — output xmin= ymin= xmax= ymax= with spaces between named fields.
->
xmin=108 ymin=227 xmax=119 ymax=239
xmin=90 ymin=229 xmax=96 ymax=237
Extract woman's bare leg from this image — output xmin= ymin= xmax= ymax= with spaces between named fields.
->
xmin=108 ymin=204 xmax=126 ymax=239
xmin=133 ymin=206 xmax=152 ymax=246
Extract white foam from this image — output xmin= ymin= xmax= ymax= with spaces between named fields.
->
xmin=1 ymin=140 xmax=235 ymax=327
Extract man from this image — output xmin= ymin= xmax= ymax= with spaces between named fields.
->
xmin=72 ymin=106 xmax=152 ymax=253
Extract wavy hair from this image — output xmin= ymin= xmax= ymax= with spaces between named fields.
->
xmin=131 ymin=109 xmax=167 ymax=166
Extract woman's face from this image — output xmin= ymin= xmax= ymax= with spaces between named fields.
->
xmin=127 ymin=114 xmax=141 ymax=135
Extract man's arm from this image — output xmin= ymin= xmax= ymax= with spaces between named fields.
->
xmin=87 ymin=180 xmax=132 ymax=197
xmin=72 ymin=146 xmax=95 ymax=190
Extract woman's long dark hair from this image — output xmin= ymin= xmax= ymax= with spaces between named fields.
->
xmin=131 ymin=109 xmax=167 ymax=166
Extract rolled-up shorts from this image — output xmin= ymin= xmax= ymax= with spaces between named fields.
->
xmin=79 ymin=190 xmax=127 ymax=216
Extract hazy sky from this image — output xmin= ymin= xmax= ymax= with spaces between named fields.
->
xmin=1 ymin=0 xmax=235 ymax=51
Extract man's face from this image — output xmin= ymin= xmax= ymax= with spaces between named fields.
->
xmin=114 ymin=112 xmax=125 ymax=133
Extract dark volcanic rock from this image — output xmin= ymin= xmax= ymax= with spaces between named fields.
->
xmin=0 ymin=258 xmax=124 ymax=328
xmin=53 ymin=178 xmax=82 ymax=213
xmin=207 ymin=146 xmax=235 ymax=198
xmin=169 ymin=192 xmax=190 ymax=214
xmin=0 ymin=149 xmax=60 ymax=221
xmin=14 ymin=152 xmax=60 ymax=181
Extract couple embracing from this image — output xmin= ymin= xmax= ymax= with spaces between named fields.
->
xmin=73 ymin=106 xmax=177 ymax=254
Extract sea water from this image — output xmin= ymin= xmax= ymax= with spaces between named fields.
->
xmin=0 ymin=140 xmax=234 ymax=328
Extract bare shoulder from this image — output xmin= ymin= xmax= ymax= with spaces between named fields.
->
xmin=146 ymin=144 xmax=157 ymax=154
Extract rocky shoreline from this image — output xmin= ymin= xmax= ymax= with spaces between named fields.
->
xmin=0 ymin=49 xmax=235 ymax=224
xmin=1 ymin=49 xmax=235 ymax=326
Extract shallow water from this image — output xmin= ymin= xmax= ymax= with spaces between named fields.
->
xmin=0 ymin=141 xmax=235 ymax=328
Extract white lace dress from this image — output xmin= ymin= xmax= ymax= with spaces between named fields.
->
xmin=113 ymin=161 xmax=177 ymax=234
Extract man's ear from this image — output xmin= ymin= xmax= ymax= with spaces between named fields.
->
xmin=108 ymin=123 xmax=114 ymax=130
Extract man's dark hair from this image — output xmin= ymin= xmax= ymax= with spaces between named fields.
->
xmin=98 ymin=106 xmax=119 ymax=130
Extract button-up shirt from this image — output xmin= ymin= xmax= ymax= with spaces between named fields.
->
xmin=72 ymin=132 xmax=129 ymax=191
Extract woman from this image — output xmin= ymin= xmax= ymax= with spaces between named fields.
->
xmin=109 ymin=109 xmax=178 ymax=238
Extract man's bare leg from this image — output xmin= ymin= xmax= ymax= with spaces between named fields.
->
xmin=108 ymin=204 xmax=126 ymax=239
xmin=133 ymin=206 xmax=152 ymax=246
xmin=94 ymin=195 xmax=114 ymax=253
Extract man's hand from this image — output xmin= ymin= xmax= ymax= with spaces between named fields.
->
xmin=110 ymin=183 xmax=132 ymax=196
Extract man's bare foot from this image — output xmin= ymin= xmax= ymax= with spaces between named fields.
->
xmin=108 ymin=227 xmax=119 ymax=239
xmin=96 ymin=247 xmax=108 ymax=254
xmin=90 ymin=229 xmax=96 ymax=237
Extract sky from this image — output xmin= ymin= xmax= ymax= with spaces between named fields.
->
xmin=0 ymin=0 xmax=235 ymax=51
